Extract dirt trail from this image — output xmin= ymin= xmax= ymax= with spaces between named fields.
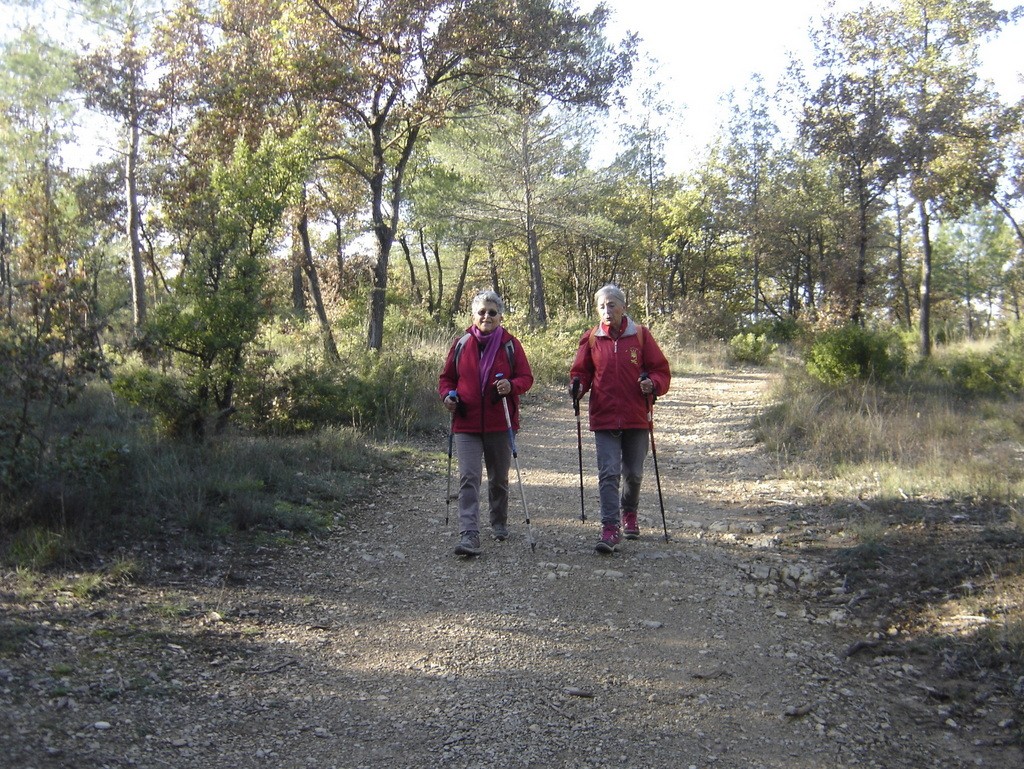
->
xmin=2 ymin=370 xmax=1021 ymax=768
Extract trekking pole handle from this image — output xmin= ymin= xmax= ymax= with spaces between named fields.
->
xmin=444 ymin=389 xmax=459 ymax=413
xmin=640 ymin=374 xmax=655 ymax=422
xmin=494 ymin=372 xmax=511 ymax=398
xmin=639 ymin=373 xmax=656 ymax=403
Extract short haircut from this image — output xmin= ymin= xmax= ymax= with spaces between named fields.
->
xmin=471 ymin=290 xmax=504 ymax=315
xmin=595 ymin=284 xmax=626 ymax=306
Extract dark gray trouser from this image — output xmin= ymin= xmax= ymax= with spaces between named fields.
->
xmin=455 ymin=431 xmax=511 ymax=534
xmin=595 ymin=428 xmax=649 ymax=526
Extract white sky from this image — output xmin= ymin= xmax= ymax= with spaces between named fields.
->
xmin=586 ymin=0 xmax=1024 ymax=173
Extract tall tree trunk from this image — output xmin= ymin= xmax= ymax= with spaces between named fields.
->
xmin=893 ymin=193 xmax=912 ymax=329
xmin=1 ymin=210 xmax=10 ymax=316
xmin=126 ymin=99 xmax=147 ymax=334
xmin=334 ymin=215 xmax=345 ymax=284
xmin=368 ymin=232 xmax=392 ymax=351
xmin=852 ymin=189 xmax=869 ymax=326
xmin=521 ymin=122 xmax=547 ymax=326
xmin=963 ymin=265 xmax=973 ymax=340
xmin=487 ymin=241 xmax=500 ymax=296
xmin=431 ymin=234 xmax=443 ymax=315
xmin=918 ymin=200 xmax=932 ymax=357
xmin=751 ymin=249 xmax=761 ymax=321
xmin=399 ymin=235 xmax=422 ymax=304
xmin=366 ymin=120 xmax=418 ymax=351
xmin=417 ymin=228 xmax=435 ymax=313
xmin=451 ymin=238 xmax=472 ymax=319
xmin=298 ymin=209 xmax=340 ymax=363
xmin=291 ymin=262 xmax=306 ymax=315
xmin=526 ymin=226 xmax=547 ymax=325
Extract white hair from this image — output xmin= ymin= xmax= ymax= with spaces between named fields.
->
xmin=471 ymin=290 xmax=505 ymax=314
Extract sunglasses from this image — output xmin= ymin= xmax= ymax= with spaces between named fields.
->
xmin=476 ymin=309 xmax=499 ymax=317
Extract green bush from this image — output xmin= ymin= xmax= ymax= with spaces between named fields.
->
xmin=728 ymin=332 xmax=777 ymax=365
xmin=746 ymin=316 xmax=802 ymax=344
xmin=515 ymin=322 xmax=587 ymax=387
xmin=929 ymin=346 xmax=1024 ymax=398
xmin=237 ymin=348 xmax=442 ymax=437
xmin=805 ymin=325 xmax=906 ymax=386
xmin=111 ymin=365 xmax=198 ymax=438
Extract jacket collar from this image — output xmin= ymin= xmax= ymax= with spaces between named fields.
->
xmin=594 ymin=316 xmax=638 ymax=339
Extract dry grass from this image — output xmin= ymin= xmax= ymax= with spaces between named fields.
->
xmin=758 ymin=372 xmax=1024 ymax=506
xmin=759 ymin=357 xmax=1024 ymax=720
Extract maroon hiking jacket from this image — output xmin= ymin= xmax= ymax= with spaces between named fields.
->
xmin=438 ymin=328 xmax=534 ymax=433
xmin=570 ymin=317 xmax=671 ymax=432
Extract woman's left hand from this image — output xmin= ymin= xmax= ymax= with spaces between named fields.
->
xmin=639 ymin=377 xmax=654 ymax=395
xmin=495 ymin=378 xmax=512 ymax=397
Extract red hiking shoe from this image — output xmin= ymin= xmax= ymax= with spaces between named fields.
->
xmin=622 ymin=511 xmax=640 ymax=540
xmin=594 ymin=523 xmax=622 ymax=554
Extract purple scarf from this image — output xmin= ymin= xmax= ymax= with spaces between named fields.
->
xmin=471 ymin=325 xmax=504 ymax=395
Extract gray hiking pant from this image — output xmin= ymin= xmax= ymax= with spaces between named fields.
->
xmin=455 ymin=431 xmax=511 ymax=534
xmin=595 ymin=429 xmax=649 ymax=526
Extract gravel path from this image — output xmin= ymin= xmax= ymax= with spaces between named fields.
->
xmin=2 ymin=370 xmax=1021 ymax=768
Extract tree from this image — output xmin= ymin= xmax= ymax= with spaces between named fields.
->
xmin=74 ymin=0 xmax=165 ymax=336
xmin=885 ymin=0 xmax=1011 ymax=356
xmin=282 ymin=0 xmax=633 ymax=348
xmin=721 ymin=78 xmax=782 ymax=323
xmin=0 ymin=25 xmax=106 ymax=490
xmin=934 ymin=205 xmax=1019 ymax=336
xmin=435 ymin=98 xmax=600 ymax=324
xmin=989 ymin=95 xmax=1024 ymax=247
xmin=609 ymin=65 xmax=673 ymax=317
xmin=804 ymin=6 xmax=902 ymax=326
xmin=135 ymin=129 xmax=310 ymax=438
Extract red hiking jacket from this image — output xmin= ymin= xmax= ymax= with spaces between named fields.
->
xmin=570 ymin=317 xmax=671 ymax=431
xmin=438 ymin=328 xmax=534 ymax=434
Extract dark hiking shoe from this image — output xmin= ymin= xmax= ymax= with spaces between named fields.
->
xmin=454 ymin=531 xmax=482 ymax=556
xmin=594 ymin=523 xmax=621 ymax=554
xmin=622 ymin=511 xmax=640 ymax=540
xmin=492 ymin=523 xmax=509 ymax=541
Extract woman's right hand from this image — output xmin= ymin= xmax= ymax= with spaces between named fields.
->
xmin=443 ymin=393 xmax=458 ymax=413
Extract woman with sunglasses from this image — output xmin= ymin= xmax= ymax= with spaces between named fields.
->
xmin=438 ymin=290 xmax=534 ymax=556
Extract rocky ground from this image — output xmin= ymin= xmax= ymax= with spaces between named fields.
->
xmin=1 ymin=370 xmax=1022 ymax=768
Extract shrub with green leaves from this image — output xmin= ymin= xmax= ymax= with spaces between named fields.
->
xmin=745 ymin=316 xmax=802 ymax=344
xmin=805 ymin=325 xmax=906 ymax=386
xmin=237 ymin=349 xmax=441 ymax=438
xmin=514 ymin=322 xmax=588 ymax=387
xmin=728 ymin=332 xmax=777 ymax=365
xmin=0 ymin=275 xmax=106 ymax=495
xmin=111 ymin=365 xmax=197 ymax=438
xmin=136 ymin=128 xmax=312 ymax=439
xmin=929 ymin=346 xmax=1024 ymax=398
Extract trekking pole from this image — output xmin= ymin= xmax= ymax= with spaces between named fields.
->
xmin=496 ymin=374 xmax=536 ymax=552
xmin=641 ymin=375 xmax=670 ymax=543
xmin=444 ymin=390 xmax=457 ymax=526
xmin=572 ymin=378 xmax=586 ymax=523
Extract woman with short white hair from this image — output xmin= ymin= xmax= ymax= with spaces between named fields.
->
xmin=438 ymin=291 xmax=534 ymax=556
xmin=569 ymin=284 xmax=671 ymax=553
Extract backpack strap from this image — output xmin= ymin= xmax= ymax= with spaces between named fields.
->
xmin=454 ymin=333 xmax=471 ymax=368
